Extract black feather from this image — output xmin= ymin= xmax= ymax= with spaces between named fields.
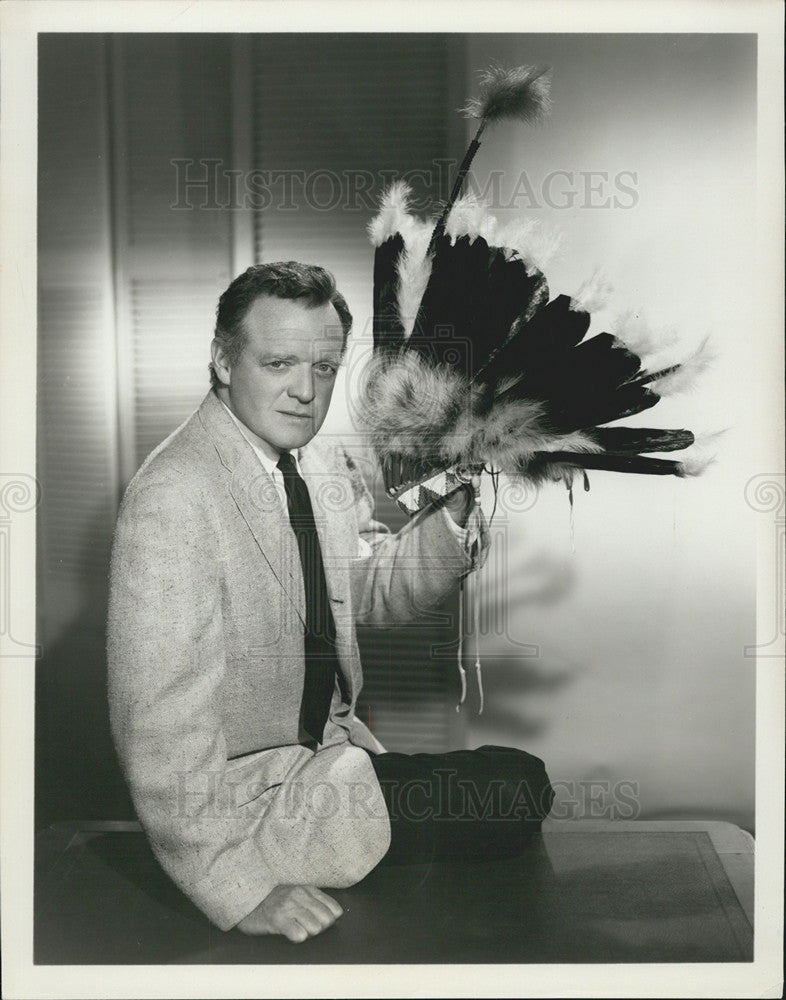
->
xmin=491 ymin=328 xmax=648 ymax=433
xmin=373 ymin=234 xmax=406 ymax=353
xmin=586 ymin=427 xmax=695 ymax=454
xmin=569 ymin=384 xmax=661 ymax=430
xmin=408 ymin=234 xmax=546 ymax=377
xmin=528 ymin=452 xmax=685 ymax=476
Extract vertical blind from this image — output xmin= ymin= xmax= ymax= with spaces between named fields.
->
xmin=109 ymin=35 xmax=236 ymax=477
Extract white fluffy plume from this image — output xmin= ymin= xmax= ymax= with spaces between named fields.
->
xmin=570 ymin=270 xmax=613 ymax=314
xmin=375 ymin=186 xmax=562 ymax=337
xmin=650 ymin=336 xmax=715 ymax=396
xmin=611 ymin=310 xmax=679 ymax=362
xmin=676 ymin=430 xmax=725 ymax=477
xmin=496 ymin=218 xmax=564 ymax=276
xmin=368 ymin=183 xmax=436 ymax=339
xmin=444 ymin=194 xmax=498 ymax=246
xmin=496 ymin=219 xmax=564 ymax=275
xmin=443 ymin=198 xmax=563 ymax=276
xmin=496 ymin=218 xmax=537 ymax=257
xmin=367 ymin=181 xmax=414 ymax=247
xmin=397 ymin=220 xmax=433 ymax=340
xmin=460 ymin=64 xmax=552 ymax=126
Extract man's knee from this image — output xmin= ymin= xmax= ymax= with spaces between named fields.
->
xmin=473 ymin=745 xmax=555 ymax=822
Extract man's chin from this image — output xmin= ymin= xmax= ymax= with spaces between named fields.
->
xmin=280 ymin=434 xmax=316 ymax=451
xmin=273 ymin=421 xmax=320 ymax=451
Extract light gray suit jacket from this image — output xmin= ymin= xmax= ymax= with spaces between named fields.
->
xmin=107 ymin=389 xmax=474 ymax=929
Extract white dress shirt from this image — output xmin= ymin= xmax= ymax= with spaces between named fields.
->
xmin=220 ymin=398 xmax=293 ymax=511
xmin=219 ymin=398 xmax=470 ymax=553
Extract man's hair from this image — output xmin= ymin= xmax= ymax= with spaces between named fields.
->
xmin=210 ymin=261 xmax=353 ymax=386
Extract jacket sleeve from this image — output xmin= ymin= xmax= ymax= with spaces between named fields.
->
xmin=106 ymin=479 xmax=278 ymax=931
xmin=341 ymin=449 xmax=487 ymax=627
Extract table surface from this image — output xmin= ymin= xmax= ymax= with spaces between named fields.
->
xmin=34 ymin=818 xmax=753 ymax=965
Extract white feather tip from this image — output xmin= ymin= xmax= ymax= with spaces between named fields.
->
xmin=368 ymin=181 xmax=414 ymax=247
xmin=650 ymin=336 xmax=715 ymax=396
xmin=444 ymin=195 xmax=497 ymax=246
xmin=676 ymin=429 xmax=726 ymax=477
xmin=496 ymin=218 xmax=565 ymax=275
xmin=570 ymin=270 xmax=614 ymax=314
xmin=611 ymin=310 xmax=680 ymax=363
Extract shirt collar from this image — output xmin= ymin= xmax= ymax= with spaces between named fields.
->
xmin=218 ymin=397 xmax=300 ymax=476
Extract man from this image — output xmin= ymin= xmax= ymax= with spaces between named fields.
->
xmin=108 ymin=262 xmax=553 ymax=943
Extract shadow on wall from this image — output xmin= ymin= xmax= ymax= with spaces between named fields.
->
xmin=459 ymin=528 xmax=584 ymax=742
xmin=467 ymin=651 xmax=581 ymax=742
xmin=35 ymin=511 xmax=135 ymax=828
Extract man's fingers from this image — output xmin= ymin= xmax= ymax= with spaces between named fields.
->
xmin=280 ymin=918 xmax=308 ymax=944
xmin=288 ymin=885 xmax=343 ymax=924
xmin=236 ymin=885 xmax=343 ymax=941
xmin=289 ymin=892 xmax=342 ymax=938
xmin=290 ymin=905 xmax=326 ymax=938
xmin=308 ymin=886 xmax=344 ymax=919
xmin=305 ymin=897 xmax=342 ymax=930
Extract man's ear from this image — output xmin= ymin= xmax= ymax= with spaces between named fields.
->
xmin=211 ymin=338 xmax=232 ymax=386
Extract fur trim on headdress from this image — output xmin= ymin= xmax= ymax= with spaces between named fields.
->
xmin=360 ymin=351 xmax=601 ymax=469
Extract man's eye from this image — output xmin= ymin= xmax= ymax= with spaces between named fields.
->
xmin=315 ymin=363 xmax=338 ymax=376
xmin=267 ymin=360 xmax=288 ymax=370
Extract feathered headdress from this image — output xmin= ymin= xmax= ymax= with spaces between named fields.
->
xmin=360 ymin=65 xmax=713 ymax=709
xmin=362 ymin=64 xmax=712 ymax=515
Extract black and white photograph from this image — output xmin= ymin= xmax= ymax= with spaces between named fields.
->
xmin=1 ymin=1 xmax=783 ymax=997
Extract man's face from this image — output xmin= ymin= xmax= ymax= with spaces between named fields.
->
xmin=212 ymin=295 xmax=345 ymax=452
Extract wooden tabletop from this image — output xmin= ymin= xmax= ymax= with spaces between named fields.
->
xmin=34 ymin=818 xmax=753 ymax=965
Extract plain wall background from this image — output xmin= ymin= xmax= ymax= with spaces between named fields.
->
xmin=457 ymin=34 xmax=758 ymax=829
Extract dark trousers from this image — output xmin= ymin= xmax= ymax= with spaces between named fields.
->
xmin=368 ymin=745 xmax=555 ymax=866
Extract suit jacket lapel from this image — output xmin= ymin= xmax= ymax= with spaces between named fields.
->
xmin=198 ymin=391 xmax=359 ymax=699
xmin=198 ymin=391 xmax=306 ymax=626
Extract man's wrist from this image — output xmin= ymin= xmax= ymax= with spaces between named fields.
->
xmin=442 ymin=484 xmax=474 ymax=527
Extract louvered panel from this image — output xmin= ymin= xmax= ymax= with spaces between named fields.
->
xmin=115 ymin=35 xmax=234 ymax=258
xmin=129 ymin=279 xmax=222 ymax=466
xmin=356 ymin=583 xmax=463 ymax=756
xmin=38 ymin=36 xmax=111 ymax=262
xmin=37 ymin=35 xmax=117 ymax=643
xmin=251 ymin=35 xmax=450 ymax=166
xmin=359 ymin=692 xmax=461 ymax=754
xmin=37 ymin=288 xmax=116 ymax=579
xmin=252 ymin=33 xmax=453 ymax=270
xmin=110 ymin=36 xmax=236 ymax=479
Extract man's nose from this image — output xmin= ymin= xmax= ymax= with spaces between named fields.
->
xmin=288 ymin=364 xmax=315 ymax=403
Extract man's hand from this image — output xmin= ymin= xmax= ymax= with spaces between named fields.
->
xmin=442 ymin=476 xmax=480 ymax=528
xmin=235 ymin=884 xmax=343 ymax=942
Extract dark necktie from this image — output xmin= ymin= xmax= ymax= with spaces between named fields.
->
xmin=277 ymin=451 xmax=338 ymax=745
